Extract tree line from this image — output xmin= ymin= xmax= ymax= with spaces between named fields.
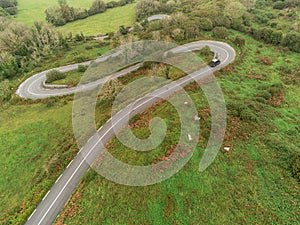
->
xmin=0 ymin=17 xmax=67 ymax=80
xmin=45 ymin=0 xmax=134 ymax=26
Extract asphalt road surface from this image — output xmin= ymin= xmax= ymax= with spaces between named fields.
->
xmin=19 ymin=40 xmax=235 ymax=225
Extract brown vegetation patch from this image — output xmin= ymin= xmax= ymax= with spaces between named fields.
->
xmin=55 ymin=184 xmax=84 ymax=225
xmin=258 ymin=56 xmax=273 ymax=65
xmin=267 ymin=91 xmax=285 ymax=107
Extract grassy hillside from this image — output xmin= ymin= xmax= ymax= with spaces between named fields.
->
xmin=0 ymin=40 xmax=112 ymax=224
xmin=14 ymin=0 xmax=136 ymax=36
xmin=55 ymin=31 xmax=300 ymax=224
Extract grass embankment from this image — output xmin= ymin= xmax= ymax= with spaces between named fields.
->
xmin=14 ymin=0 xmax=136 ymax=36
xmin=0 ymin=40 xmax=111 ymax=224
xmin=56 ymin=31 xmax=299 ymax=225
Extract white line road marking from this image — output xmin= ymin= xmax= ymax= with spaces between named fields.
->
xmin=66 ymin=160 xmax=73 ymax=168
xmin=42 ymin=191 xmax=51 ymax=201
xmin=27 ymin=209 xmax=36 ymax=221
xmin=55 ymin=174 xmax=63 ymax=184
xmin=88 ymin=136 xmax=93 ymax=143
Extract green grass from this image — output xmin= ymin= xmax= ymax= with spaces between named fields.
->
xmin=14 ymin=0 xmax=136 ymax=36
xmin=0 ymin=101 xmax=77 ymax=224
xmin=57 ymin=4 xmax=136 ymax=36
xmin=14 ymin=0 xmax=99 ymax=25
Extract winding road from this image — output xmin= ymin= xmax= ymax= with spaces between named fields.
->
xmin=18 ymin=37 xmax=235 ymax=224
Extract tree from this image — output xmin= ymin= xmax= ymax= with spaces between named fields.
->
xmin=224 ymin=1 xmax=246 ymax=19
xmin=0 ymin=17 xmax=65 ymax=79
xmin=45 ymin=6 xmax=66 ymax=26
xmin=136 ymin=0 xmax=160 ymax=20
xmin=88 ymin=0 xmax=106 ymax=16
xmin=282 ymin=33 xmax=300 ymax=52
xmin=198 ymin=18 xmax=213 ymax=31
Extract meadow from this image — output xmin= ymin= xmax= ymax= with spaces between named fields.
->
xmin=14 ymin=0 xmax=136 ymax=36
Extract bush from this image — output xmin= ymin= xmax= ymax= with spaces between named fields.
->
xmin=88 ymin=0 xmax=106 ymax=16
xmin=273 ymin=1 xmax=285 ymax=10
xmin=77 ymin=64 xmax=88 ymax=72
xmin=290 ymin=152 xmax=300 ymax=181
xmin=282 ymin=33 xmax=300 ymax=53
xmin=233 ymin=36 xmax=246 ymax=47
xmin=212 ymin=27 xmax=229 ymax=39
xmin=258 ymin=91 xmax=272 ymax=100
xmin=4 ymin=6 xmax=16 ymax=15
xmin=106 ymin=1 xmax=119 ymax=8
xmin=46 ymin=70 xmax=66 ymax=83
xmin=240 ymin=108 xmax=257 ymax=121
xmin=198 ymin=18 xmax=213 ymax=31
xmin=201 ymin=45 xmax=211 ymax=55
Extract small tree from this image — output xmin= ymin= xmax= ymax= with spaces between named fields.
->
xmin=88 ymin=0 xmax=106 ymax=16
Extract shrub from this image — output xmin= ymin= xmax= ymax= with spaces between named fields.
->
xmin=290 ymin=152 xmax=300 ymax=181
xmin=106 ymin=1 xmax=119 ymax=8
xmin=233 ymin=36 xmax=246 ymax=47
xmin=88 ymin=0 xmax=106 ymax=16
xmin=212 ymin=27 xmax=229 ymax=39
xmin=255 ymin=97 xmax=266 ymax=103
xmin=77 ymin=64 xmax=88 ymax=72
xmin=259 ymin=91 xmax=272 ymax=100
xmin=282 ymin=33 xmax=300 ymax=53
xmin=46 ymin=70 xmax=66 ymax=83
xmin=198 ymin=18 xmax=213 ymax=31
xmin=199 ymin=46 xmax=211 ymax=57
xmin=240 ymin=108 xmax=257 ymax=121
xmin=273 ymin=1 xmax=285 ymax=10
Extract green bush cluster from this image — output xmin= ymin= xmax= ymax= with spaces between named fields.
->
xmin=46 ymin=70 xmax=66 ymax=83
xmin=228 ymin=101 xmax=257 ymax=122
xmin=77 ymin=64 xmax=88 ymax=72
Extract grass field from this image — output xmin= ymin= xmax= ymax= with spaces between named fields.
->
xmin=14 ymin=0 xmax=136 ymax=36
xmin=14 ymin=0 xmax=98 ymax=25
xmin=58 ymin=4 xmax=136 ymax=36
